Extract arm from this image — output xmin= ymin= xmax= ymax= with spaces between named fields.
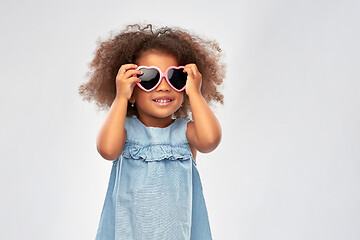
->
xmin=96 ymin=64 xmax=142 ymax=160
xmin=184 ymin=64 xmax=222 ymax=153
xmin=96 ymin=97 xmax=128 ymax=160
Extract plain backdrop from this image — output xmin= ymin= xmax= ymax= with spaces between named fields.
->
xmin=1 ymin=0 xmax=359 ymax=239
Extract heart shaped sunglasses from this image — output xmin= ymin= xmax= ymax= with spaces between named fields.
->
xmin=134 ymin=66 xmax=188 ymax=92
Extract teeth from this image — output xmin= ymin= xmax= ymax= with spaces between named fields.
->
xmin=155 ymin=99 xmax=171 ymax=103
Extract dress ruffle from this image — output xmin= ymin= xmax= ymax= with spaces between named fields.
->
xmin=122 ymin=142 xmax=192 ymax=161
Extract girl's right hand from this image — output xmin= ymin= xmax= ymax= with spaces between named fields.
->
xmin=115 ymin=64 xmax=142 ymax=100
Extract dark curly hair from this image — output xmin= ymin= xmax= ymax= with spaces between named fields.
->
xmin=78 ymin=23 xmax=225 ymax=118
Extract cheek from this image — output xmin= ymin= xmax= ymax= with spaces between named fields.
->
xmin=133 ymin=88 xmax=147 ymax=102
xmin=177 ymin=93 xmax=185 ymax=106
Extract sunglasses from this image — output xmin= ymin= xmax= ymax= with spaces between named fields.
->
xmin=134 ymin=66 xmax=188 ymax=92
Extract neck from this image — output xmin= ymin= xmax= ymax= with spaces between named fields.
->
xmin=137 ymin=115 xmax=175 ymax=128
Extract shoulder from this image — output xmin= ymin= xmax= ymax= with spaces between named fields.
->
xmin=124 ymin=115 xmax=139 ymax=131
xmin=125 ymin=115 xmax=136 ymax=125
xmin=175 ymin=117 xmax=191 ymax=127
xmin=168 ymin=117 xmax=191 ymax=133
xmin=124 ymin=115 xmax=142 ymax=141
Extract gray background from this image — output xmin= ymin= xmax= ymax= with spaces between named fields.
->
xmin=1 ymin=0 xmax=359 ymax=239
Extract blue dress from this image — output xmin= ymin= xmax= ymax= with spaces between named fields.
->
xmin=95 ymin=115 xmax=212 ymax=240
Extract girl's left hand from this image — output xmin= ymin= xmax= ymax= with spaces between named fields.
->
xmin=183 ymin=64 xmax=202 ymax=96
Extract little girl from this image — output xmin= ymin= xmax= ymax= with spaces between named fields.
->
xmin=78 ymin=23 xmax=225 ymax=240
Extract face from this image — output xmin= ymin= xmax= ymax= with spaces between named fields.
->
xmin=131 ymin=50 xmax=184 ymax=127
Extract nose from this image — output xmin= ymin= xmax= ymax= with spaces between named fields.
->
xmin=156 ymin=77 xmax=171 ymax=91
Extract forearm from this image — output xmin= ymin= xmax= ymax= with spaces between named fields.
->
xmin=188 ymin=92 xmax=222 ymax=152
xmin=96 ymin=97 xmax=128 ymax=160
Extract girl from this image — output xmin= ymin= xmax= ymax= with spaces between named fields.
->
xmin=78 ymin=24 xmax=225 ymax=240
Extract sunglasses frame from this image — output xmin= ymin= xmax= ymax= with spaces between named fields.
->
xmin=134 ymin=66 xmax=187 ymax=92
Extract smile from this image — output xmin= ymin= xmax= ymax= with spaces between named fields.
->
xmin=152 ymin=96 xmax=174 ymax=106
xmin=153 ymin=99 xmax=172 ymax=103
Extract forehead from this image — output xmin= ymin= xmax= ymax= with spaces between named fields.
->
xmin=137 ymin=50 xmax=179 ymax=71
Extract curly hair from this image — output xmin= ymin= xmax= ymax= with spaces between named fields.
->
xmin=78 ymin=23 xmax=225 ymax=118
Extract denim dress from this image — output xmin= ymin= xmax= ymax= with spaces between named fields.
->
xmin=95 ymin=115 xmax=212 ymax=240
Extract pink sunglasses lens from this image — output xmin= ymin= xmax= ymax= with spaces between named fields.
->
xmin=167 ymin=68 xmax=187 ymax=90
xmin=137 ymin=68 xmax=160 ymax=90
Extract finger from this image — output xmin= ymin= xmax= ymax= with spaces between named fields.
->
xmin=117 ymin=64 xmax=138 ymax=75
xmin=184 ymin=64 xmax=195 ymax=73
xmin=128 ymin=76 xmax=141 ymax=83
xmin=183 ymin=69 xmax=193 ymax=80
xmin=186 ymin=64 xmax=201 ymax=76
xmin=183 ymin=66 xmax=194 ymax=75
xmin=123 ymin=69 xmax=143 ymax=79
xmin=123 ymin=77 xmax=141 ymax=90
xmin=184 ymin=63 xmax=196 ymax=69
